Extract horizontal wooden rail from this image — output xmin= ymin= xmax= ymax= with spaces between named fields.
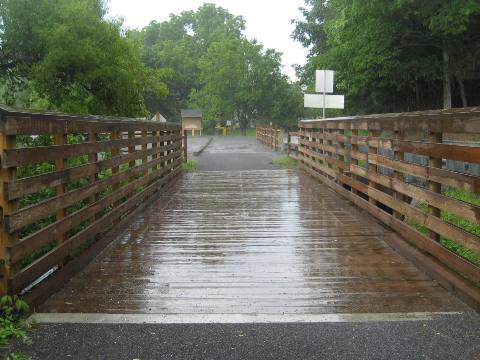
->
xmin=0 ymin=105 xmax=185 ymax=305
xmin=296 ymin=107 xmax=480 ymax=311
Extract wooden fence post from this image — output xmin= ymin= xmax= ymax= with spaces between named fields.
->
xmin=338 ymin=129 xmax=345 ymax=176
xmin=287 ymin=130 xmax=291 ymax=157
xmin=350 ymin=128 xmax=359 ymax=195
xmin=0 ymin=132 xmax=17 ymax=294
xmin=183 ymin=130 xmax=188 ymax=163
xmin=54 ymin=133 xmax=67 ymax=244
xmin=88 ymin=131 xmax=100 ymax=221
xmin=427 ymin=131 xmax=443 ymax=241
xmin=368 ymin=130 xmax=379 ymax=205
xmin=393 ymin=129 xmax=405 ymax=219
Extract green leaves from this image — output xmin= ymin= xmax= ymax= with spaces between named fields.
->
xmin=294 ymin=0 xmax=480 ymax=113
xmin=139 ymin=3 xmax=303 ymax=127
xmin=0 ymin=0 xmax=164 ymax=117
xmin=0 ymin=295 xmax=30 ymax=347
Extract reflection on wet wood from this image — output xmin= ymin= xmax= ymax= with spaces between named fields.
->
xmin=40 ymin=170 xmax=468 ymax=314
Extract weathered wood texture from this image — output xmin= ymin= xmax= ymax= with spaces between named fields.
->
xmin=295 ymin=107 xmax=480 ymax=310
xmin=287 ymin=131 xmax=299 ymax=160
xmin=39 ymin=170 xmax=468 ymax=314
xmin=256 ymin=125 xmax=284 ymax=151
xmin=0 ymin=106 xmax=184 ymax=305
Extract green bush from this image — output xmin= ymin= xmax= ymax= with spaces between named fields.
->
xmin=0 ymin=295 xmax=31 ymax=351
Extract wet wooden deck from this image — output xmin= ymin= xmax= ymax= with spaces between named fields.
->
xmin=40 ymin=170 xmax=468 ymax=314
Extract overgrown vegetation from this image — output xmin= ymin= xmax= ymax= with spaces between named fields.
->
xmin=0 ymin=296 xmax=31 ymax=360
xmin=272 ymin=156 xmax=298 ymax=170
xmin=183 ymin=160 xmax=198 ymax=173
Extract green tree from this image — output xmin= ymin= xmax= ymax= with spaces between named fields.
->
xmin=293 ymin=0 xmax=480 ymax=114
xmin=0 ymin=0 xmax=167 ymax=116
xmin=137 ymin=4 xmax=246 ymax=121
xmin=190 ymin=36 xmax=302 ymax=133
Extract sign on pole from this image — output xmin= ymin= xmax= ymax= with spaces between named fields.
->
xmin=315 ymin=70 xmax=334 ymax=93
xmin=304 ymin=69 xmax=344 ymax=118
xmin=304 ymin=94 xmax=344 ymax=109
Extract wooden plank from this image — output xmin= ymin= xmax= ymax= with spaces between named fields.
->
xmin=22 ymin=170 xmax=181 ymax=309
xmin=0 ymin=132 xmax=18 ymax=294
xmin=369 ymin=153 xmax=480 ymax=193
xmin=350 ymin=129 xmax=360 ymax=196
xmin=9 ymin=152 xmax=180 ymax=263
xmin=368 ymin=130 xmax=379 ymax=206
xmin=384 ymin=233 xmax=480 ymax=312
xmin=350 ymin=165 xmax=480 ymax=224
xmin=300 ymin=107 xmax=480 ymax=134
xmin=54 ymin=133 xmax=67 ymax=244
xmin=300 ymin=154 xmax=337 ymax=179
xmin=6 ymin=145 xmax=165 ymax=200
xmin=302 ymin=148 xmax=348 ymax=169
xmin=300 ymin=164 xmax=480 ymax=286
xmin=9 ymin=162 xmax=183 ymax=294
xmin=427 ymin=132 xmax=443 ymax=241
xmin=4 ymin=149 xmax=183 ymax=233
xmin=8 ymin=151 xmax=182 ymax=265
xmin=350 ymin=150 xmax=368 ymax=162
xmin=340 ymin=172 xmax=480 ymax=254
xmin=1 ymin=113 xmax=180 ymax=135
xmin=367 ymin=138 xmax=480 ymax=163
xmin=2 ymin=134 xmax=179 ymax=168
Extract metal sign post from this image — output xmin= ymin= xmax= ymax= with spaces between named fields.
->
xmin=323 ymin=70 xmax=326 ymax=119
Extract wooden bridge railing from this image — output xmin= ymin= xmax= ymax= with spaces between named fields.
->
xmin=296 ymin=107 xmax=480 ymax=310
xmin=256 ymin=125 xmax=284 ymax=151
xmin=0 ymin=106 xmax=184 ymax=305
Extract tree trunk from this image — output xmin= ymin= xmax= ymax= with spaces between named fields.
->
xmin=442 ymin=42 xmax=452 ymax=109
xmin=457 ymin=78 xmax=467 ymax=108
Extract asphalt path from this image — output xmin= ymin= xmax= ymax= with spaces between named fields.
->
xmin=195 ymin=136 xmax=279 ymax=171
xmin=10 ymin=314 xmax=480 ymax=359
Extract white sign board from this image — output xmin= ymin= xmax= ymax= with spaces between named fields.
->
xmin=304 ymin=94 xmax=345 ymax=109
xmin=315 ymin=70 xmax=335 ymax=93
xmin=226 ymin=120 xmax=232 ymax=126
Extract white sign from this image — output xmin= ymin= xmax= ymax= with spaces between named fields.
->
xmin=226 ymin=120 xmax=232 ymax=126
xmin=315 ymin=70 xmax=335 ymax=93
xmin=304 ymin=94 xmax=345 ymax=109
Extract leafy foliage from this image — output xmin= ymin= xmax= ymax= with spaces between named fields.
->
xmin=293 ymin=0 xmax=480 ymax=114
xmin=136 ymin=4 xmax=304 ymax=129
xmin=0 ymin=296 xmax=30 ymax=348
xmin=0 ymin=0 xmax=168 ymax=116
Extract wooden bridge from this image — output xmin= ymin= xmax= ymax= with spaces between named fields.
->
xmin=0 ymin=106 xmax=478 ymax=318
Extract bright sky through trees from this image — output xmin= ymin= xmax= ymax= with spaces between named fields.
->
xmin=107 ymin=0 xmax=308 ymax=79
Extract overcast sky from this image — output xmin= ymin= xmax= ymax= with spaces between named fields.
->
xmin=107 ymin=0 xmax=309 ymax=79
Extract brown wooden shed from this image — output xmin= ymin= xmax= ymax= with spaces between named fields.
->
xmin=181 ymin=109 xmax=202 ymax=136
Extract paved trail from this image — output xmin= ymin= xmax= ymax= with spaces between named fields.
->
xmin=195 ymin=136 xmax=278 ymax=171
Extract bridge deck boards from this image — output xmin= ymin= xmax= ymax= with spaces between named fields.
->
xmin=40 ymin=170 xmax=468 ymax=314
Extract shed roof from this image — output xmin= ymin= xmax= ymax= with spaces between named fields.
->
xmin=181 ymin=109 xmax=202 ymax=118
